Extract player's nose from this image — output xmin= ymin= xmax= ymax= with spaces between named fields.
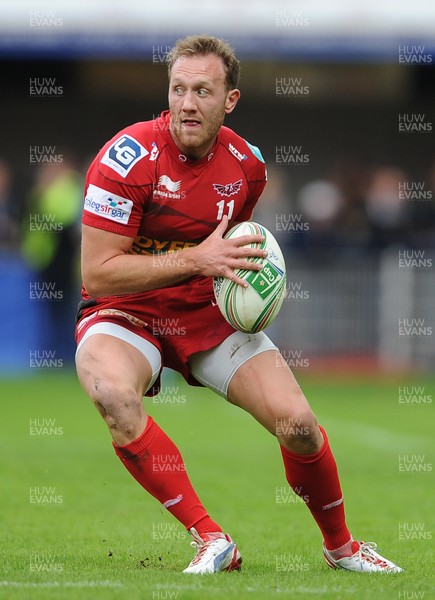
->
xmin=181 ymin=90 xmax=198 ymax=112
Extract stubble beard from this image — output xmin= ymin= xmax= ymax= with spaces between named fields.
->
xmin=169 ymin=106 xmax=226 ymax=158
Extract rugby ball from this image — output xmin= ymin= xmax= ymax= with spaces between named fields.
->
xmin=213 ymin=222 xmax=286 ymax=333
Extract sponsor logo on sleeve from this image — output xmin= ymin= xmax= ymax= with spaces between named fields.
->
xmin=101 ymin=134 xmax=148 ymax=177
xmin=228 ymin=142 xmax=248 ymax=161
xmin=84 ymin=184 xmax=133 ymax=224
xmin=212 ymin=179 xmax=243 ymax=197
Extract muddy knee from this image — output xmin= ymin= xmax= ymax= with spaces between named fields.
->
xmin=275 ymin=409 xmax=320 ymax=454
xmin=90 ymin=377 xmax=144 ymax=439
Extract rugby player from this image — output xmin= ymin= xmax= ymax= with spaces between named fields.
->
xmin=75 ymin=34 xmax=402 ymax=574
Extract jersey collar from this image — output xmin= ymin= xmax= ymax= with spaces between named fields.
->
xmin=160 ymin=110 xmax=219 ymax=166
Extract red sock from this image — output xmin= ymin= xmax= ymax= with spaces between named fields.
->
xmin=113 ymin=417 xmax=222 ymax=534
xmin=280 ymin=426 xmax=351 ymax=550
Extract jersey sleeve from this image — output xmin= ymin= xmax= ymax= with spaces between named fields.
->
xmin=236 ymin=139 xmax=267 ymax=222
xmin=82 ymin=127 xmax=154 ymax=237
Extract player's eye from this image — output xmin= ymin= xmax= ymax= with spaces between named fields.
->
xmin=197 ymin=88 xmax=209 ymax=97
xmin=174 ymin=86 xmax=184 ymax=95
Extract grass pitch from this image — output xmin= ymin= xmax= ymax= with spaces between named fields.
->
xmin=1 ymin=370 xmax=433 ymax=600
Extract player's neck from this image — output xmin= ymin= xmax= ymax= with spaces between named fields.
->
xmin=169 ymin=128 xmax=217 ymax=162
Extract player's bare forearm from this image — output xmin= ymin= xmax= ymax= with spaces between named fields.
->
xmin=81 ymin=217 xmax=266 ymax=297
xmin=87 ymin=252 xmax=197 ymax=296
xmin=80 ymin=224 xmax=195 ymax=296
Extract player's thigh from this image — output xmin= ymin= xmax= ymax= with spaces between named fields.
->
xmin=76 ymin=332 xmax=159 ymax=406
xmin=228 ymin=349 xmax=316 ymax=434
xmin=190 ymin=331 xmax=314 ymax=435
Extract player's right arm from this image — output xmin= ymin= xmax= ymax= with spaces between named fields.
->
xmin=81 ymin=216 xmax=267 ymax=297
xmin=81 ymin=127 xmax=266 ymax=296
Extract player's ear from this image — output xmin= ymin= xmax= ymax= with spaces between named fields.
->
xmin=224 ymin=89 xmax=241 ymax=114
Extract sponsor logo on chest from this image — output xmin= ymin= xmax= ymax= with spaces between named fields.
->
xmin=154 ymin=175 xmax=185 ymax=200
xmin=153 ymin=174 xmax=244 ymax=203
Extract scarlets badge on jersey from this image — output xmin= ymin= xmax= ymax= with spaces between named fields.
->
xmin=84 ymin=184 xmax=133 ymax=224
xmin=212 ymin=179 xmax=243 ymax=197
xmin=101 ymin=134 xmax=149 ymax=178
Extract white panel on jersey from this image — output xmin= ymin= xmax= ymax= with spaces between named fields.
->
xmin=101 ymin=134 xmax=149 ymax=178
xmin=84 ymin=184 xmax=133 ymax=224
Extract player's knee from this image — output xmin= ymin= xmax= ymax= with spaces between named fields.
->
xmin=90 ymin=377 xmax=143 ymax=436
xmin=275 ymin=407 xmax=319 ymax=453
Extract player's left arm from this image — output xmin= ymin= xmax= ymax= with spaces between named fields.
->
xmin=234 ymin=177 xmax=267 ymax=224
xmin=233 ymin=139 xmax=267 ymax=224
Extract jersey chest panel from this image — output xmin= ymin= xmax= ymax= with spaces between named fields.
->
xmin=137 ymin=151 xmax=248 ymax=246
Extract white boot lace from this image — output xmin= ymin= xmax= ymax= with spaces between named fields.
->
xmin=189 ymin=538 xmax=224 ymax=565
xmin=358 ymin=542 xmax=390 ymax=568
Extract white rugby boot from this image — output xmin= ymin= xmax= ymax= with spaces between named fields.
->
xmin=323 ymin=540 xmax=403 ymax=573
xmin=182 ymin=527 xmax=242 ymax=574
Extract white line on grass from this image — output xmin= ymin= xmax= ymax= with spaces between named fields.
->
xmin=0 ymin=581 xmax=124 ymax=588
xmin=330 ymin=419 xmax=431 ymax=453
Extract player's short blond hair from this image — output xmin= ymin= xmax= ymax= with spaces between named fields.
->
xmin=166 ymin=34 xmax=240 ymax=91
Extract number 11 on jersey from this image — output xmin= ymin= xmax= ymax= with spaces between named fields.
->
xmin=216 ymin=200 xmax=234 ymax=220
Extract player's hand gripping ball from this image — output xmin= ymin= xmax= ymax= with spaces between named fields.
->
xmin=213 ymin=222 xmax=286 ymax=333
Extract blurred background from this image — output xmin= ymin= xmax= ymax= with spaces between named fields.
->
xmin=1 ymin=0 xmax=434 ymax=375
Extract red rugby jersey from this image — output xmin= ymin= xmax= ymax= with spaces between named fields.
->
xmin=81 ymin=110 xmax=267 ymax=301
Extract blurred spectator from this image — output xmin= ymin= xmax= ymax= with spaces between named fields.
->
xmin=252 ymin=165 xmax=293 ymax=247
xmin=364 ymin=165 xmax=409 ymax=249
xmin=296 ymin=179 xmax=343 ymax=251
xmin=21 ymin=158 xmax=82 ymax=363
xmin=406 ymin=157 xmax=435 ymax=249
xmin=329 ymin=157 xmax=372 ymax=250
xmin=0 ymin=159 xmax=19 ymax=248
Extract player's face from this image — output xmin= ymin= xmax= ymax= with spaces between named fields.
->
xmin=168 ymin=54 xmax=240 ymax=160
